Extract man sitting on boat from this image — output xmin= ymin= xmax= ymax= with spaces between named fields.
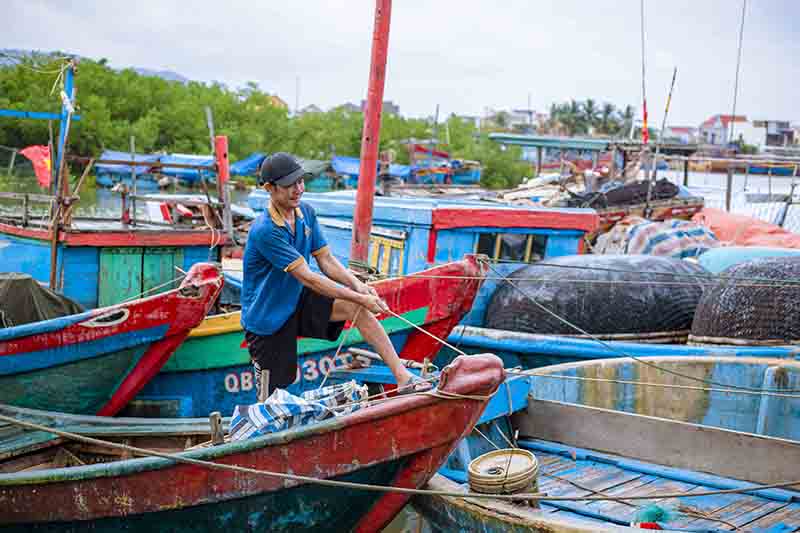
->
xmin=241 ymin=152 xmax=431 ymax=399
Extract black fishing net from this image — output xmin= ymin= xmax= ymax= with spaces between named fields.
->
xmin=690 ymin=256 xmax=800 ymax=344
xmin=0 ymin=273 xmax=84 ymax=329
xmin=485 ymin=254 xmax=708 ymax=336
xmin=560 ymin=178 xmax=679 ymax=209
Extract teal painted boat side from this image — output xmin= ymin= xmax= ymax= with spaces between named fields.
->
xmin=0 ymin=345 xmax=146 ymax=414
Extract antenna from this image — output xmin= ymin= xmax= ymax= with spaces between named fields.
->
xmin=729 ymin=0 xmax=747 ymax=145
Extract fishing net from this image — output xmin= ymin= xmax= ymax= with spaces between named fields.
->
xmin=689 ymin=256 xmax=800 ymax=345
xmin=485 ymin=254 xmax=708 ymax=340
xmin=560 ymin=178 xmax=679 ymax=209
xmin=0 ymin=273 xmax=84 ymax=328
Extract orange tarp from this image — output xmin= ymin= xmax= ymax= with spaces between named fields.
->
xmin=692 ymin=208 xmax=800 ymax=249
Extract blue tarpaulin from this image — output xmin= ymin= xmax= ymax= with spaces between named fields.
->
xmin=331 ymin=155 xmax=361 ymax=177
xmin=331 ymin=155 xmax=410 ymax=179
xmin=95 ymin=150 xmax=161 ymax=176
xmin=159 ymin=153 xmax=215 ymax=183
xmin=231 ymin=152 xmax=267 ymax=177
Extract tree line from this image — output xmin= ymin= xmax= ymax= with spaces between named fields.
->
xmin=0 ymin=54 xmax=635 ymax=189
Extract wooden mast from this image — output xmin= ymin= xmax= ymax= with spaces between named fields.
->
xmin=350 ymin=0 xmax=392 ymax=270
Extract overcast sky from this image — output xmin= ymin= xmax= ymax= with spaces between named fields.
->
xmin=7 ymin=0 xmax=799 ymax=127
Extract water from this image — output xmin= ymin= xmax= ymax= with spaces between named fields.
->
xmin=0 ymin=172 xmax=252 ymax=220
xmin=2 ymin=167 xmax=795 ymax=221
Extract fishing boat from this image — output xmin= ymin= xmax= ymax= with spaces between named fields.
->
xmin=414 ymin=355 xmax=800 ymax=532
xmin=746 ymin=163 xmax=797 ymax=177
xmin=0 ymin=353 xmax=504 ymax=532
xmin=0 ymin=262 xmax=222 ymax=416
xmin=134 ymin=255 xmax=485 ymax=417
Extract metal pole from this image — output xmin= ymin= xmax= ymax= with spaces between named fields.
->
xmin=725 ymin=166 xmax=734 ymax=212
xmin=428 ymin=104 xmax=440 ymax=176
xmin=47 ymin=121 xmax=55 ymax=193
xmin=6 ymin=149 xmax=16 ymax=176
xmin=130 ymin=136 xmax=137 ymax=226
xmin=728 ymin=0 xmax=747 ymax=145
xmin=53 ymin=61 xmax=75 ymax=190
xmin=205 ymin=106 xmax=216 ymax=153
xmin=350 ymin=0 xmax=392 ymax=268
xmin=683 ymin=158 xmax=689 ymax=187
xmin=214 ymin=135 xmax=233 ymax=241
xmin=536 ymin=146 xmax=543 ymax=177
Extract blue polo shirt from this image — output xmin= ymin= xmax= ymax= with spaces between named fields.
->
xmin=240 ymin=201 xmax=329 ymax=335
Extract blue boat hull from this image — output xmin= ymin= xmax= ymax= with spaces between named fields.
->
xmin=132 ymin=331 xmax=411 ymax=417
xmin=441 ymin=325 xmax=798 ymax=374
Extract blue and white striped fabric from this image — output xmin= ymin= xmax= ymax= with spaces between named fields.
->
xmin=596 ymin=216 xmax=718 ymax=259
xmin=229 ymin=381 xmax=369 ymax=441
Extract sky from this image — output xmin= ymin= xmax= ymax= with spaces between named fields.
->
xmin=6 ymin=0 xmax=799 ymax=128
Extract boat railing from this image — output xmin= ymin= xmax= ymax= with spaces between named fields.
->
xmin=0 ymin=191 xmax=77 ymax=227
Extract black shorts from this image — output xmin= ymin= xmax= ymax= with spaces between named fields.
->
xmin=245 ymin=288 xmax=346 ymax=395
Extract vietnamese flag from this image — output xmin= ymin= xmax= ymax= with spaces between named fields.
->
xmin=19 ymin=145 xmax=52 ymax=188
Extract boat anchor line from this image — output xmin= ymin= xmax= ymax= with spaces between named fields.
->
xmin=224 ymin=260 xmax=800 ymax=287
xmin=399 ymin=274 xmax=800 ymax=290
xmin=2 ymin=412 xmax=800 ymax=502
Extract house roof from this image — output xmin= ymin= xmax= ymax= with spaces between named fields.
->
xmin=667 ymin=126 xmax=695 ymax=134
xmin=701 ymin=114 xmax=747 ymax=128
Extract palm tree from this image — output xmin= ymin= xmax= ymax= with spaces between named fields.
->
xmin=599 ymin=102 xmax=616 ymax=135
xmin=567 ymin=99 xmax=585 ymax=135
xmin=583 ymin=99 xmax=599 ymax=132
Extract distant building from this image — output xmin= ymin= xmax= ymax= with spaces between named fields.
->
xmin=360 ymin=100 xmax=400 ymax=115
xmin=663 ymin=126 xmax=697 ymax=144
xmin=722 ymin=119 xmax=796 ymax=149
xmin=268 ymin=94 xmax=289 ymax=110
xmin=752 ymin=120 xmax=795 ymax=147
xmin=335 ymin=102 xmax=362 ymax=114
xmin=509 ymin=108 xmax=536 ymax=131
xmin=297 ymin=104 xmax=323 ymax=115
xmin=698 ymin=114 xmax=747 ymax=145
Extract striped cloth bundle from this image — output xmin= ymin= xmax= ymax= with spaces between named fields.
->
xmin=595 ymin=216 xmax=719 ymax=259
xmin=229 ymin=380 xmax=369 ymax=441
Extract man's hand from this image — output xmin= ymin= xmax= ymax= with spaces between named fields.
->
xmin=359 ymin=293 xmax=390 ymax=315
xmin=354 ymin=280 xmax=379 ymax=298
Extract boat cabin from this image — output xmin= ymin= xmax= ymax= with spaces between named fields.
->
xmin=248 ymin=190 xmax=598 ymax=324
xmin=0 ymin=211 xmax=224 ymax=309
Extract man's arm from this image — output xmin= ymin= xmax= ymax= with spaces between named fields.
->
xmin=315 ymin=248 xmax=377 ymax=296
xmin=290 ymin=261 xmax=385 ymax=313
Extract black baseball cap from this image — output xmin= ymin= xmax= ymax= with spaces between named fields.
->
xmin=258 ymin=152 xmax=310 ymax=187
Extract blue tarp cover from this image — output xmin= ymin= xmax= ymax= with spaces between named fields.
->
xmin=331 ymin=155 xmax=410 ymax=179
xmin=159 ymin=153 xmax=215 ymax=182
xmin=95 ymin=150 xmax=161 ymax=176
xmin=231 ymin=152 xmax=266 ymax=177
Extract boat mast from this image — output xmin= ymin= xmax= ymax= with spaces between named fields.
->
xmin=350 ymin=0 xmax=393 ymax=271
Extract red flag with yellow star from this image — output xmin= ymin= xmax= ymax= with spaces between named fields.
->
xmin=19 ymin=145 xmax=52 ymax=188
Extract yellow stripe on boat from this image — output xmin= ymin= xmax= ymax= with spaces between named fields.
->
xmin=189 ymin=311 xmax=243 ymax=337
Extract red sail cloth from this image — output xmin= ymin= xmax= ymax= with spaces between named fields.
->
xmin=19 ymin=145 xmax=52 ymax=188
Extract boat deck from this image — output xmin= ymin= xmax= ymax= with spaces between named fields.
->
xmin=522 ymin=439 xmax=800 ymax=531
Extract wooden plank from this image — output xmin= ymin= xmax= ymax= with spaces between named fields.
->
xmin=143 ymin=247 xmax=181 ymax=295
xmin=739 ymin=502 xmax=800 ymax=530
xmin=515 ymin=399 xmax=800 ymax=485
xmin=98 ymin=247 xmax=143 ymax=306
xmin=675 ymin=488 xmax=786 ymax=531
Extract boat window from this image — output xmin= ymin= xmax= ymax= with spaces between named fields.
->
xmin=475 ymin=233 xmax=548 ymax=263
xmin=369 ymin=235 xmax=405 ymax=277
